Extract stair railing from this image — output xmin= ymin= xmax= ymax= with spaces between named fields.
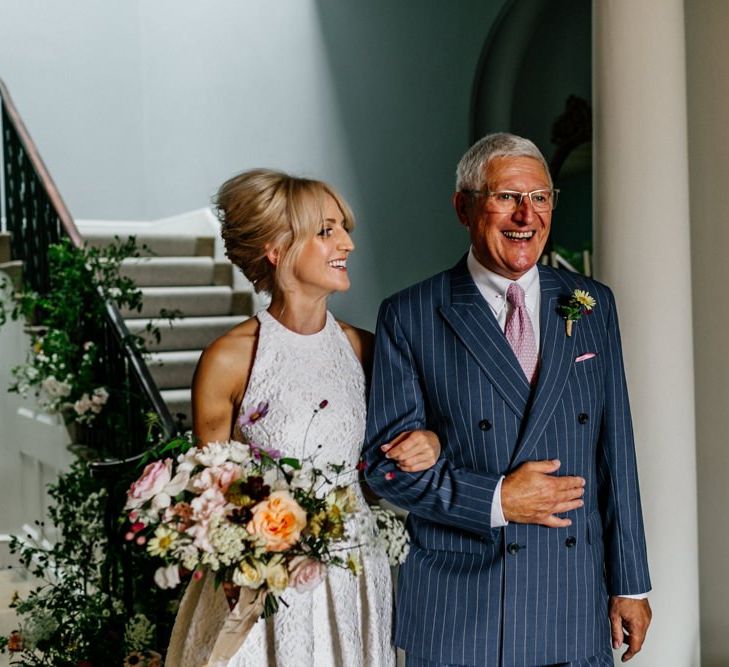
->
xmin=0 ymin=77 xmax=175 ymax=459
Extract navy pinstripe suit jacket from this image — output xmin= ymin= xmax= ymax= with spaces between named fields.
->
xmin=364 ymin=256 xmax=651 ymax=666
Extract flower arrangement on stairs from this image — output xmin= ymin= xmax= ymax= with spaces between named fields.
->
xmin=0 ymin=238 xmax=178 ymax=665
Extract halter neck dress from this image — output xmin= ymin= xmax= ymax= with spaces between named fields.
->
xmin=169 ymin=310 xmax=394 ymax=667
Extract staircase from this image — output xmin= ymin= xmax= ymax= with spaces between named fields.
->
xmin=82 ymin=229 xmax=255 ymax=427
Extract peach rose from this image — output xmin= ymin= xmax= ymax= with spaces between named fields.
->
xmin=246 ymin=490 xmax=307 ymax=552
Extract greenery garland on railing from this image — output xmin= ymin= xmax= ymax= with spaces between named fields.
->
xmin=0 ymin=239 xmax=179 ymax=665
xmin=0 ymin=238 xmax=171 ymax=426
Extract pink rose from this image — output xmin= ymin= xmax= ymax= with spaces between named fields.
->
xmin=247 ymin=490 xmax=307 ymax=552
xmin=191 ymin=462 xmax=241 ymax=494
xmin=126 ymin=460 xmax=172 ymax=509
xmin=190 ymin=486 xmax=228 ymax=523
xmin=288 ymin=556 xmax=326 ymax=592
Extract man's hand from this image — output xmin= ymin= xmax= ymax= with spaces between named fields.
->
xmin=501 ymin=459 xmax=585 ymax=526
xmin=609 ymin=596 xmax=652 ymax=662
xmin=381 ymin=430 xmax=441 ymax=472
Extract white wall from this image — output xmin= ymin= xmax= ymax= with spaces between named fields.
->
xmin=685 ymin=2 xmax=729 ymax=664
xmin=0 ymin=0 xmax=507 ymax=328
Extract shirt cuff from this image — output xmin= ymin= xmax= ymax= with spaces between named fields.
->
xmin=617 ymin=593 xmax=649 ymax=599
xmin=490 ymin=476 xmax=508 ymax=528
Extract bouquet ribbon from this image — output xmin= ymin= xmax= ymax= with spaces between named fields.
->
xmin=166 ymin=573 xmax=265 ymax=666
xmin=207 ymin=587 xmax=266 ymax=664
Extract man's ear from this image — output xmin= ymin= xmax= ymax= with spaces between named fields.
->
xmin=265 ymin=244 xmax=281 ymax=266
xmin=453 ymin=191 xmax=470 ymax=227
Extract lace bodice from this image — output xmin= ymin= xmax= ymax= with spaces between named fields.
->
xmin=234 ymin=310 xmax=366 ymax=478
xmin=167 ymin=310 xmax=394 ymax=667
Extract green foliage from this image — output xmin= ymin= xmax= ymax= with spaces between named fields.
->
xmin=0 ymin=238 xmax=157 ymax=424
xmin=0 ymin=463 xmax=180 ymax=664
xmin=552 ymin=242 xmax=592 ymax=275
xmin=0 ymin=237 xmax=182 ymax=662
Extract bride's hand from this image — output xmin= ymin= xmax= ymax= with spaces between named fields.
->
xmin=381 ymin=430 xmax=441 ymax=472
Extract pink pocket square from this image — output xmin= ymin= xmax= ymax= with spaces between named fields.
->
xmin=575 ymin=352 xmax=597 ymax=363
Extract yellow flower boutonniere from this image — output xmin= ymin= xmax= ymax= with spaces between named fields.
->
xmin=559 ymin=289 xmax=596 ymax=336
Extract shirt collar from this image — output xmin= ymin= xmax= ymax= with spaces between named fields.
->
xmin=466 ymin=247 xmax=540 ymax=315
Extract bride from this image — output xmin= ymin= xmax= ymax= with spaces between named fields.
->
xmin=166 ymin=169 xmax=440 ymax=666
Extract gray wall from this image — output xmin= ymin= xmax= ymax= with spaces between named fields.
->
xmin=685 ymin=1 xmax=729 ymax=663
xmin=0 ymin=0 xmax=507 ymax=328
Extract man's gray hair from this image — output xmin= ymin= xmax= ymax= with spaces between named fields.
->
xmin=455 ymin=132 xmax=552 ymax=191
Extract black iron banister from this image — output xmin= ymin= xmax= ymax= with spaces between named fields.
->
xmin=0 ymin=77 xmax=175 ymax=449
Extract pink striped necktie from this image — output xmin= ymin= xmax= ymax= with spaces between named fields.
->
xmin=505 ymin=282 xmax=539 ymax=384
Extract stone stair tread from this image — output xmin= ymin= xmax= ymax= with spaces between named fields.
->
xmin=127 ymin=315 xmax=243 ymax=351
xmin=84 ymin=234 xmax=214 ymax=258
xmin=120 ymin=256 xmax=216 ymax=287
xmin=120 ymin=286 xmax=234 ymax=319
xmin=147 ymin=350 xmax=203 ymax=390
xmin=147 ymin=350 xmax=204 ymax=364
xmin=161 ymin=388 xmax=192 ymax=425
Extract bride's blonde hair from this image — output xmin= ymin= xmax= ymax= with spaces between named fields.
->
xmin=215 ymin=169 xmax=355 ymax=295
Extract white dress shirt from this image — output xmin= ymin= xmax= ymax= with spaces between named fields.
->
xmin=466 ymin=248 xmax=539 ymax=529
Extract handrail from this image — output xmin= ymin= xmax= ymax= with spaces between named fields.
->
xmin=0 ymin=77 xmax=175 ymax=450
xmin=0 ymin=78 xmax=83 ymax=247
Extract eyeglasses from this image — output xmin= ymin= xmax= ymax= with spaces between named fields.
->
xmin=462 ymin=188 xmax=560 ymax=213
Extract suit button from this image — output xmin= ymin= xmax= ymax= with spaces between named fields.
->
xmin=478 ymin=419 xmax=492 ymax=431
xmin=565 ymin=536 xmax=577 ymax=548
xmin=578 ymin=413 xmax=589 ymax=424
xmin=506 ymin=542 xmax=521 ymax=555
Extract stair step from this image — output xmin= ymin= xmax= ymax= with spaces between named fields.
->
xmin=127 ymin=315 xmax=244 ymax=351
xmin=147 ymin=350 xmax=202 ymax=389
xmin=161 ymin=388 xmax=192 ymax=425
xmin=120 ymin=256 xmax=218 ymax=287
xmin=84 ymin=234 xmax=214 ymax=258
xmin=121 ymin=286 xmax=233 ymax=319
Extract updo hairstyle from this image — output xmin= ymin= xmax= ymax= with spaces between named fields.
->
xmin=214 ymin=169 xmax=355 ymax=294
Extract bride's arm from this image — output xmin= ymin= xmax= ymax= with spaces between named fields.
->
xmin=191 ymin=319 xmax=258 ymax=446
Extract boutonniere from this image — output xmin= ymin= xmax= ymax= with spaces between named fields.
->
xmin=559 ymin=289 xmax=596 ymax=336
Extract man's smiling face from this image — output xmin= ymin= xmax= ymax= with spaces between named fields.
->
xmin=454 ymin=156 xmax=552 ymax=280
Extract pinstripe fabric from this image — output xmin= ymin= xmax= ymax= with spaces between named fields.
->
xmin=364 ymin=256 xmax=651 ymax=667
xmin=406 ymin=647 xmax=614 ymax=666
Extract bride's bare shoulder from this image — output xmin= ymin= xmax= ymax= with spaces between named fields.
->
xmin=195 ymin=316 xmax=260 ymax=383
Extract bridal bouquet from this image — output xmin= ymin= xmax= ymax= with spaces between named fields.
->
xmin=124 ymin=402 xmax=363 ymax=621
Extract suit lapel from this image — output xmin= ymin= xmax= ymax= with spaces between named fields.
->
xmin=510 ymin=265 xmax=577 ymax=466
xmin=438 ymin=257 xmax=531 ymax=419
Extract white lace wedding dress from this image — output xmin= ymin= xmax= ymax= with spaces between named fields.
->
xmin=167 ymin=310 xmax=395 ymax=667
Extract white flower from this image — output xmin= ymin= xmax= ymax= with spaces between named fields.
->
xmin=74 ymin=394 xmax=93 ymax=415
xmin=194 ymin=442 xmax=231 ymax=467
xmin=289 ymin=469 xmax=316 ymax=492
xmin=147 ymin=526 xmax=178 ymax=557
xmin=41 ymin=376 xmax=72 ymax=399
xmin=151 ymin=492 xmax=172 ymax=512
xmin=153 ymin=564 xmax=181 ymax=589
xmin=165 ymin=470 xmax=190 ymax=496
xmin=232 ymin=560 xmax=266 ymax=589
xmin=208 ymin=520 xmax=249 ymax=566
xmin=124 ymin=613 xmax=156 ymax=653
xmin=228 ymin=440 xmax=252 ymax=465
xmin=263 ymin=558 xmax=289 ymax=593
xmin=174 ymin=542 xmax=200 ymax=571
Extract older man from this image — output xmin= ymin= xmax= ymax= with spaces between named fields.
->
xmin=364 ymin=133 xmax=651 ymax=666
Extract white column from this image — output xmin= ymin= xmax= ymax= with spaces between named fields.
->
xmin=593 ymin=1 xmax=700 ymax=665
